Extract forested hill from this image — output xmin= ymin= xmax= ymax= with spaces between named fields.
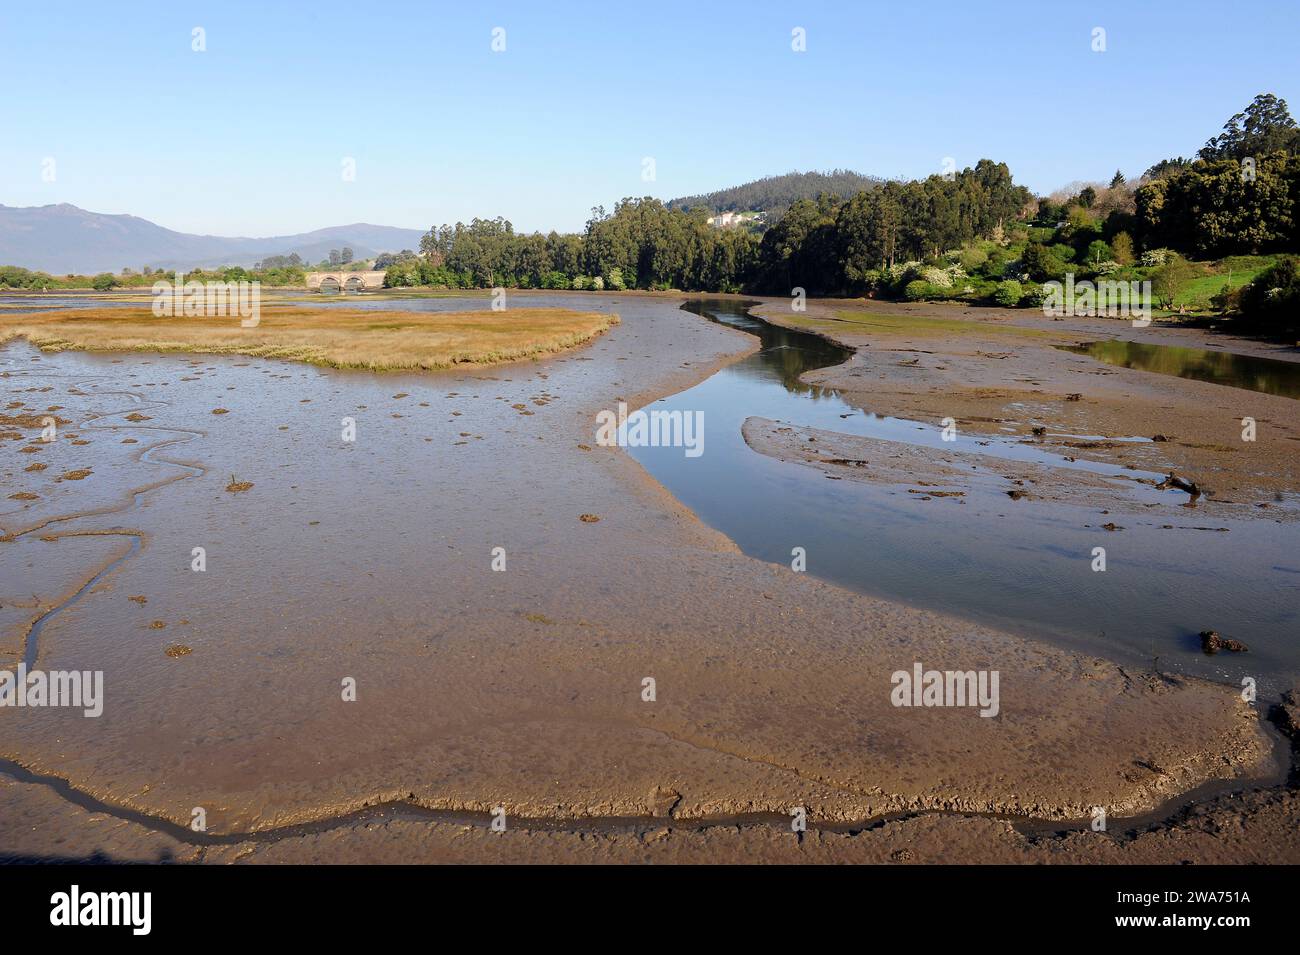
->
xmin=667 ymin=170 xmax=881 ymax=215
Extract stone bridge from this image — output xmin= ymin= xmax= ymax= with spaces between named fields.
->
xmin=305 ymin=270 xmax=387 ymax=292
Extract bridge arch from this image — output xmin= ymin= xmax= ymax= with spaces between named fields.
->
xmin=305 ymin=270 xmax=387 ymax=293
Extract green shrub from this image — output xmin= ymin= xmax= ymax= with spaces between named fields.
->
xmin=1085 ymin=240 xmax=1114 ymax=268
xmin=1020 ymin=284 xmax=1047 ymax=309
xmin=1209 ymin=282 xmax=1242 ymax=315
xmin=959 ymin=247 xmax=989 ymax=273
xmin=993 ymin=280 xmax=1023 ymax=307
xmin=1150 ymin=255 xmax=1198 ymax=309
xmin=1239 ymin=256 xmax=1300 ymax=324
xmin=1022 ymin=244 xmax=1068 ymax=282
xmin=1111 ymin=232 xmax=1135 ymax=266
xmin=903 ymin=280 xmax=931 ymax=302
xmin=978 ymin=249 xmax=1010 ymax=280
xmin=383 ymin=263 xmax=419 ymax=287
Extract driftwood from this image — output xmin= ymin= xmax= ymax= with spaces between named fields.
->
xmin=1156 ymin=471 xmax=1200 ymax=502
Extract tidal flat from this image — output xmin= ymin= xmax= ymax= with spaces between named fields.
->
xmin=0 ymin=293 xmax=1294 ymax=863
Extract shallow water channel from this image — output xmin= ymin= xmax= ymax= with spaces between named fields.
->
xmin=627 ymin=300 xmax=1299 ymax=695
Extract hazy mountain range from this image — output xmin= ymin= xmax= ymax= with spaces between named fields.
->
xmin=0 ymin=203 xmax=427 ymax=274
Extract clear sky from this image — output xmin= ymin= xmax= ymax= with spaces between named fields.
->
xmin=2 ymin=0 xmax=1296 ymax=237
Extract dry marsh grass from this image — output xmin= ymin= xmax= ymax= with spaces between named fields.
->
xmin=0 ymin=305 xmax=619 ymax=371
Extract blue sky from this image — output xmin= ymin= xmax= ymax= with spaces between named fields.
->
xmin=2 ymin=0 xmax=1297 ymax=237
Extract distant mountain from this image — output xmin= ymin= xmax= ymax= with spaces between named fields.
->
xmin=0 ymin=203 xmax=426 ymax=274
xmin=667 ymin=170 xmax=882 ymax=218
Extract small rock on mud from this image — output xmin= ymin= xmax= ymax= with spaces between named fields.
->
xmin=1200 ymin=630 xmax=1248 ymax=654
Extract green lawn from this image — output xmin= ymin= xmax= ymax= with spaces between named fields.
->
xmin=1173 ymin=255 xmax=1277 ymax=310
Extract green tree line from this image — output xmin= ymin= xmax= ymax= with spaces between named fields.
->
xmin=392 ymin=159 xmax=1030 ymax=296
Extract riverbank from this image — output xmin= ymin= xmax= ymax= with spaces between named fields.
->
xmin=0 ymin=293 xmax=1293 ymax=863
xmin=756 ymin=298 xmax=1300 ymax=511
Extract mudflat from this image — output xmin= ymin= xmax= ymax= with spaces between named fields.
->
xmin=758 ymin=298 xmax=1300 ymax=508
xmin=0 ymin=293 xmax=1292 ymax=863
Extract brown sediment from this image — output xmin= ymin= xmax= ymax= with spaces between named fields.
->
xmin=0 ymin=748 xmax=1294 ymax=863
xmin=754 ymin=298 xmax=1300 ymax=512
xmin=0 ymin=412 xmax=70 ymax=428
xmin=0 ymin=529 xmax=140 ymax=665
xmin=0 ymin=383 xmax=209 ymax=674
xmin=1 ymin=417 xmax=206 ymax=543
xmin=740 ymin=416 xmax=1166 ymax=515
xmin=0 ymin=296 xmax=1291 ymax=863
xmin=1200 ymin=630 xmax=1249 ymax=655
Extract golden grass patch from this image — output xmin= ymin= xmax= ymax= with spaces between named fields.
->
xmin=1 ymin=305 xmax=620 ymax=372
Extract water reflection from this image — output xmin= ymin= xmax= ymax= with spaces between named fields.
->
xmin=680 ymin=299 xmax=850 ymax=395
xmin=1061 ymin=339 xmax=1300 ymax=400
